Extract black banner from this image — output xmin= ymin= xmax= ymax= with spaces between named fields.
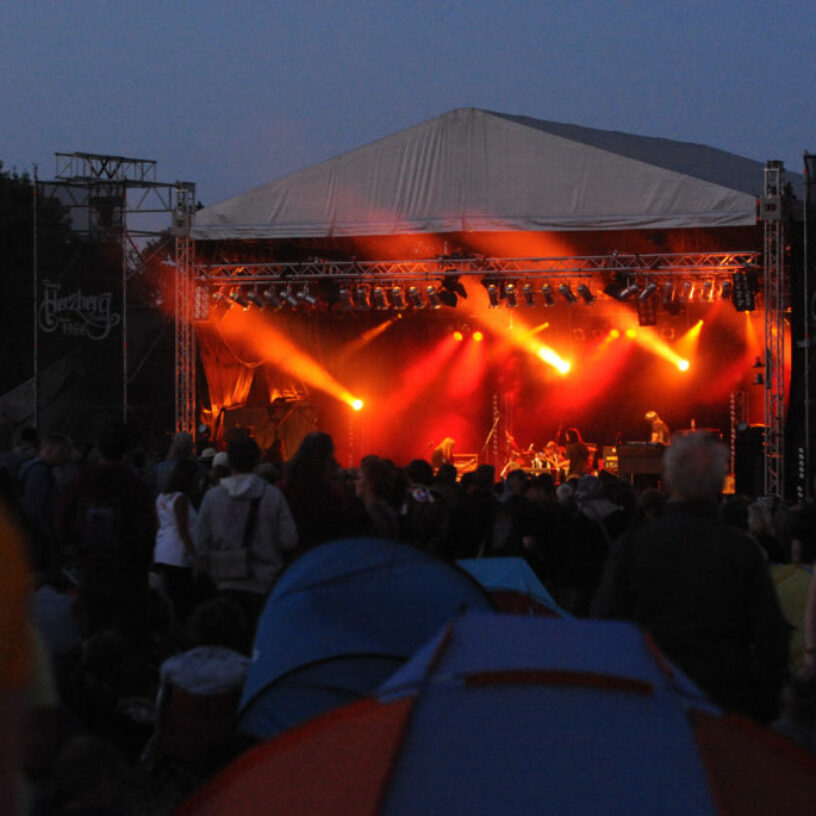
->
xmin=35 ymin=181 xmax=125 ymax=443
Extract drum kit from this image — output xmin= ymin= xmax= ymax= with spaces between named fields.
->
xmin=499 ymin=442 xmax=568 ymax=480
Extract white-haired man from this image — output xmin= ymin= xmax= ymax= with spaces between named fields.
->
xmin=593 ymin=432 xmax=788 ymax=722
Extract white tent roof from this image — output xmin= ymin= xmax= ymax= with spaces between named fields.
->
xmin=192 ymin=108 xmax=767 ymax=240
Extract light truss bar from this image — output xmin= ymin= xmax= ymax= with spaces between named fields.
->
xmin=56 ymin=152 xmax=157 ymax=183
xmin=174 ymin=183 xmax=198 ymax=434
xmin=193 ymin=251 xmax=759 ymax=285
xmin=762 ymin=161 xmax=786 ymax=497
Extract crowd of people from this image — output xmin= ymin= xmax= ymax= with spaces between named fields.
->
xmin=1 ymin=423 xmax=816 ymax=813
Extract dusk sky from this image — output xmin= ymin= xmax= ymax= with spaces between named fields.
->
xmin=2 ymin=1 xmax=814 ymax=208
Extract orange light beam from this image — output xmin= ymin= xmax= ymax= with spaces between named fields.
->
xmin=216 ymin=309 xmax=361 ymax=408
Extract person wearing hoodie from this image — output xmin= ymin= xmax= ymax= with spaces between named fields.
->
xmin=195 ymin=430 xmax=297 ymax=630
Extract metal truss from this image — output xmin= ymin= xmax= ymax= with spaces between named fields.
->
xmin=193 ymin=251 xmax=759 ymax=286
xmin=762 ymin=161 xmax=787 ymax=498
xmin=173 ymin=184 xmax=198 ymax=433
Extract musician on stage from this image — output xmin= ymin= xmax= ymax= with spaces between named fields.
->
xmin=563 ymin=427 xmax=592 ymax=478
xmin=430 ymin=437 xmax=455 ymax=471
xmin=645 ymin=410 xmax=670 ymax=445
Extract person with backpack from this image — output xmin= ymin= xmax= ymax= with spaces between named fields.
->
xmin=58 ymin=424 xmax=157 ymax=642
xmin=195 ymin=430 xmax=297 ymax=635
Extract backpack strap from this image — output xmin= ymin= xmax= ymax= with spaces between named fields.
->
xmin=241 ymin=493 xmax=263 ymax=550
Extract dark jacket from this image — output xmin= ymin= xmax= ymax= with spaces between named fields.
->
xmin=593 ymin=500 xmax=789 ymax=722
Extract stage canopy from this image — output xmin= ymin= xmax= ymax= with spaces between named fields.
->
xmin=192 ymin=108 xmax=767 ymax=240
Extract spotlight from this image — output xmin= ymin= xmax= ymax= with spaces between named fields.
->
xmin=678 ymin=360 xmax=690 ymax=372
xmin=298 ymin=284 xmax=318 ymax=306
xmin=505 ymin=283 xmax=518 ymax=308
xmin=339 ymin=287 xmax=354 ymax=310
xmin=720 ymin=279 xmax=733 ymax=301
xmin=372 ymin=287 xmax=388 ymax=310
xmin=441 ymin=273 xmax=468 ymax=300
xmin=678 ymin=281 xmax=695 ymax=304
xmin=523 ymin=283 xmax=535 ymax=306
xmin=576 ymin=283 xmax=595 ymax=304
xmin=638 ymin=282 xmax=658 ymax=302
xmin=426 ymin=285 xmax=442 ymax=309
xmin=701 ymin=279 xmax=714 ymax=302
xmin=453 ymin=330 xmax=464 ymax=342
xmin=228 ymin=289 xmax=250 ymax=309
xmin=281 ymin=286 xmax=300 ymax=308
xmin=486 ymin=284 xmax=500 ymax=308
xmin=262 ymin=287 xmax=283 ymax=310
xmin=352 ymin=399 xmax=364 ymax=411
xmin=603 ymin=272 xmax=627 ymax=300
xmin=541 ymin=284 xmax=555 ymax=307
xmin=407 ymin=286 xmax=425 ymax=309
xmin=211 ymin=290 xmax=230 ymax=316
xmin=245 ymin=289 xmax=265 ymax=309
xmin=389 ymin=286 xmax=406 ymax=310
xmin=558 ymin=283 xmax=578 ymax=304
xmin=636 ymin=283 xmax=658 ymax=326
xmin=473 ymin=331 xmax=484 ymax=342
xmin=354 ymin=286 xmax=371 ymax=310
xmin=732 ymin=269 xmax=758 ymax=312
xmin=619 ymin=282 xmax=641 ymax=300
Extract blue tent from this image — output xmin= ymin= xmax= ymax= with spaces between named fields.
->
xmin=238 ymin=538 xmax=493 ymax=738
xmin=456 ymin=556 xmax=568 ymax=616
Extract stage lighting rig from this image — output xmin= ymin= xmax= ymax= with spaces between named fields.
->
xmin=372 ymin=287 xmax=388 ymax=310
xmin=339 ymin=287 xmax=354 ymax=310
xmin=558 ymin=283 xmax=578 ymax=304
xmin=389 ymin=286 xmax=407 ymax=310
xmin=354 ymin=286 xmax=371 ymax=310
xmin=440 ymin=273 xmax=468 ymax=304
xmin=262 ymin=287 xmax=283 ymax=310
xmin=245 ymin=289 xmax=265 ymax=309
xmin=298 ymin=284 xmax=318 ymax=306
xmin=486 ymin=284 xmax=500 ymax=308
xmin=426 ymin=285 xmax=442 ymax=309
xmin=228 ymin=289 xmax=250 ymax=309
xmin=618 ymin=281 xmax=641 ymax=300
xmin=732 ymin=266 xmax=759 ymax=311
xmin=505 ymin=283 xmax=518 ymax=308
xmin=636 ymin=283 xmax=658 ymax=326
xmin=523 ymin=283 xmax=535 ymax=306
xmin=407 ymin=286 xmax=425 ymax=309
xmin=576 ymin=283 xmax=595 ymax=304
xmin=281 ymin=286 xmax=300 ymax=308
xmin=541 ymin=284 xmax=555 ymax=306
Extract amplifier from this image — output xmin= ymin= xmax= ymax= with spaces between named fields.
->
xmin=617 ymin=443 xmax=666 ymax=477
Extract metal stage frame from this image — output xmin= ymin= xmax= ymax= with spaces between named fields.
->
xmin=173 ymin=162 xmax=791 ymax=495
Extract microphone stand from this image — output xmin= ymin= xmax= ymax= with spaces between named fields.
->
xmin=481 ymin=412 xmax=500 ymax=455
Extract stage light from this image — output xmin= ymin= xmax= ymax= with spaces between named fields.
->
xmin=372 ymin=287 xmax=388 ymax=310
xmin=453 ymin=330 xmax=464 ymax=342
xmin=541 ymin=284 xmax=555 ymax=307
xmin=229 ymin=289 xmax=250 ymax=309
xmin=523 ymin=283 xmax=535 ymax=306
xmin=339 ymin=287 xmax=354 ymax=310
xmin=678 ymin=281 xmax=695 ymax=304
xmin=473 ymin=331 xmax=484 ymax=342
xmin=355 ymin=286 xmax=371 ymax=310
xmin=245 ymin=289 xmax=265 ymax=309
xmin=636 ymin=282 xmax=658 ymax=326
xmin=701 ymin=279 xmax=714 ymax=302
xmin=638 ymin=282 xmax=658 ymax=301
xmin=609 ymin=329 xmax=621 ymax=338
xmin=298 ymin=284 xmax=318 ymax=306
xmin=619 ymin=282 xmax=641 ymax=300
xmin=558 ymin=283 xmax=578 ymax=304
xmin=677 ymin=359 xmax=690 ymax=371
xmin=262 ymin=287 xmax=283 ymax=310
xmin=661 ymin=281 xmax=675 ymax=305
xmin=407 ymin=286 xmax=425 ymax=309
xmin=486 ymin=284 xmax=500 ymax=308
xmin=282 ymin=286 xmax=300 ymax=308
xmin=626 ymin=328 xmax=637 ymax=338
xmin=441 ymin=273 xmax=468 ymax=300
xmin=577 ymin=283 xmax=595 ymax=304
xmin=720 ymin=279 xmax=733 ymax=300
xmin=732 ymin=269 xmax=758 ymax=311
xmin=426 ymin=285 xmax=442 ymax=309
xmin=352 ymin=399 xmax=364 ymax=411
xmin=505 ymin=283 xmax=518 ymax=307
xmin=389 ymin=286 xmax=406 ymax=310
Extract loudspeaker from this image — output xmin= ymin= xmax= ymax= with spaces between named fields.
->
xmin=734 ymin=425 xmax=764 ymax=498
